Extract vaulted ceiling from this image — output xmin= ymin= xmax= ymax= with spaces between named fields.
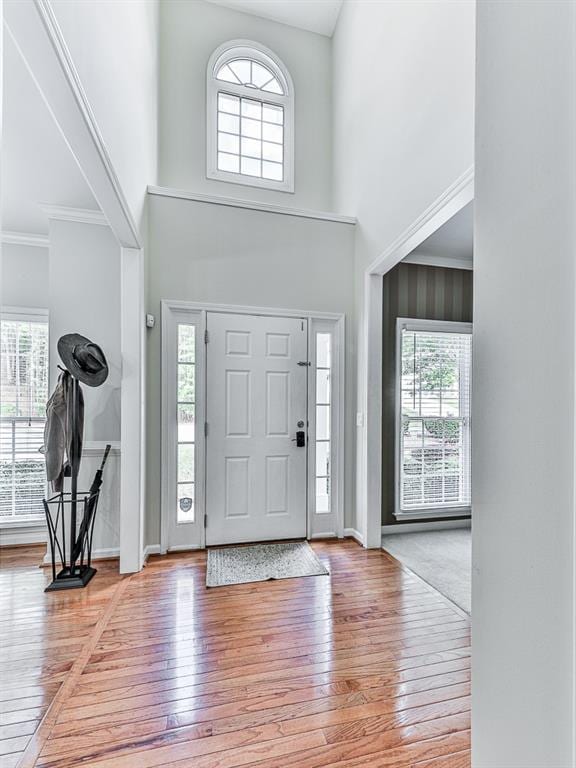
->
xmin=406 ymin=202 xmax=474 ymax=268
xmin=1 ymin=29 xmax=98 ymax=235
xmin=203 ymin=0 xmax=343 ymax=37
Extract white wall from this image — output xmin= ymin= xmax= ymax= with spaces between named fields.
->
xmin=49 ymin=219 xmax=121 ymax=553
xmin=331 ymin=0 xmax=475 ymax=539
xmin=158 ymin=0 xmax=332 ymax=211
xmin=50 ymin=0 xmax=159 ymax=235
xmin=146 ymin=194 xmax=355 ymax=546
xmin=472 ymin=1 xmax=575 ymax=765
xmin=0 ymin=243 xmax=48 ymax=307
xmin=332 ymin=0 xmax=475 ymax=271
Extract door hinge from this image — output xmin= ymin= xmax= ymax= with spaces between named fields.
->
xmin=204 ymin=329 xmax=209 ymax=344
xmin=204 ymin=513 xmax=208 ymax=528
xmin=204 ymin=421 xmax=209 ymax=437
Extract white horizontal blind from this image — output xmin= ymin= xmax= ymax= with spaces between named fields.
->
xmin=399 ymin=327 xmax=472 ymax=511
xmin=0 ymin=316 xmax=49 ymax=520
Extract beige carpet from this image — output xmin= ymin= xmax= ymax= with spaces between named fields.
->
xmin=382 ymin=528 xmax=471 ymax=614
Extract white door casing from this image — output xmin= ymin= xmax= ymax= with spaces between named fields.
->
xmin=205 ymin=312 xmax=308 ymax=545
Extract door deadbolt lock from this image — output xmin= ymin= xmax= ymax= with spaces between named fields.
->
xmin=297 ymin=420 xmax=305 ymax=428
xmin=292 ymin=430 xmax=306 ymax=447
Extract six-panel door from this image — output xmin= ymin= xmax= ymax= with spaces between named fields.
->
xmin=205 ymin=312 xmax=308 ymax=545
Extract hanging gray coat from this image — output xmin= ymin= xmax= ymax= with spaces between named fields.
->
xmin=42 ymin=370 xmax=84 ymax=492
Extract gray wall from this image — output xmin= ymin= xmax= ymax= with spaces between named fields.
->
xmin=146 ymin=194 xmax=355 ymax=547
xmin=382 ymin=262 xmax=473 ymax=525
xmin=51 ymin=0 xmax=159 ymax=233
xmin=158 ymin=0 xmax=332 ymax=211
xmin=48 ymin=220 xmax=121 ymax=442
xmin=1 ymin=244 xmax=49 ymax=308
xmin=472 ymin=0 xmax=575 ymax=763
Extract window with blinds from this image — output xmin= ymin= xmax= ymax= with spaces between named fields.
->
xmin=397 ymin=321 xmax=472 ymax=514
xmin=0 ymin=312 xmax=49 ymax=522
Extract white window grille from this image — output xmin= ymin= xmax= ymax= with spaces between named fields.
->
xmin=176 ymin=324 xmax=196 ymax=523
xmin=0 ymin=309 xmax=49 ymax=522
xmin=207 ymin=41 xmax=294 ymax=192
xmin=397 ymin=319 xmax=472 ymax=516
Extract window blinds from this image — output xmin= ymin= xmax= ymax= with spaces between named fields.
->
xmin=399 ymin=327 xmax=472 ymax=511
xmin=0 ymin=317 xmax=49 ymax=519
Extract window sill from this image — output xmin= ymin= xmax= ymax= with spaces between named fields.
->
xmin=0 ymin=517 xmax=46 ymax=529
xmin=207 ymin=167 xmax=294 ymax=194
xmin=394 ymin=507 xmax=471 ymax=522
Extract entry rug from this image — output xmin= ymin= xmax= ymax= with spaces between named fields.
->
xmin=206 ymin=541 xmax=329 ymax=587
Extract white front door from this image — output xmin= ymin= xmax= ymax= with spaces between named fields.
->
xmin=205 ymin=312 xmax=308 ymax=545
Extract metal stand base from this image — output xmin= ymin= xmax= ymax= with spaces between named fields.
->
xmin=45 ymin=565 xmax=97 ymax=592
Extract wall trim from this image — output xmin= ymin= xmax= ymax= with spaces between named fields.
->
xmin=120 ymin=248 xmax=146 ymax=574
xmin=1 ymin=231 xmax=50 ymax=248
xmin=143 ymin=544 xmax=161 ymax=563
xmin=382 ymin=519 xmax=471 ymax=536
xmin=402 ymin=253 xmax=473 ymax=271
xmin=0 ymin=525 xmax=47 ymax=547
xmin=147 ymin=185 xmax=357 ymax=225
xmin=4 ymin=0 xmax=141 ymax=249
xmin=368 ymin=165 xmax=474 ymax=276
xmin=42 ymin=547 xmax=120 ymax=564
xmin=356 ymin=167 xmax=475 ymax=554
xmin=83 ymin=441 xmax=121 ymax=456
xmin=41 ymin=204 xmax=108 ymax=227
xmin=160 ymin=300 xmax=346 ymax=551
xmin=395 ymin=509 xmax=472 ymax=522
xmin=344 ymin=527 xmax=364 ymax=545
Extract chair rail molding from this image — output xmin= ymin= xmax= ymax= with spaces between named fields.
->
xmin=148 ymin=186 xmax=357 ymax=226
xmin=1 ymin=231 xmax=50 ymax=248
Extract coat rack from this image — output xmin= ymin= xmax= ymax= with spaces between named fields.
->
xmin=43 ymin=335 xmax=110 ymax=592
xmin=44 ymin=377 xmax=94 ymax=590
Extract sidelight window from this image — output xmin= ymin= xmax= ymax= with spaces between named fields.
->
xmin=177 ymin=324 xmax=196 ymax=523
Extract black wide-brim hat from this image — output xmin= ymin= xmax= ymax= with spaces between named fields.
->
xmin=57 ymin=333 xmax=109 ymax=387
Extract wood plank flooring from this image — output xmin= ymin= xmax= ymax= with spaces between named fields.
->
xmin=0 ymin=540 xmax=470 ymax=768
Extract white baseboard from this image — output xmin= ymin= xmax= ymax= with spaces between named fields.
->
xmin=41 ymin=546 xmax=120 ymax=565
xmin=382 ymin=519 xmax=471 ymax=536
xmin=309 ymin=532 xmax=338 ymax=540
xmin=166 ymin=544 xmax=203 ymax=553
xmin=0 ymin=525 xmax=47 ymax=546
xmin=344 ymin=527 xmax=365 ymax=545
xmin=143 ymin=544 xmax=161 ymax=563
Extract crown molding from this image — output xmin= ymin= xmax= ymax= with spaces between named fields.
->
xmin=147 ymin=185 xmax=357 ymax=225
xmin=41 ymin=204 xmax=108 ymax=226
xmin=1 ymin=231 xmax=50 ymax=248
xmin=368 ymin=165 xmax=475 ymax=275
xmin=403 ymin=252 xmax=473 ymax=271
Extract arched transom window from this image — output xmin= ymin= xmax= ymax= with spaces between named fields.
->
xmin=207 ymin=41 xmax=294 ymax=192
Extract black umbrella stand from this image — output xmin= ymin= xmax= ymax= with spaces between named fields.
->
xmin=43 ymin=377 xmax=108 ymax=592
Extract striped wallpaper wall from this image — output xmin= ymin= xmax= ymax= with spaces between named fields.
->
xmin=382 ymin=262 xmax=473 ymax=525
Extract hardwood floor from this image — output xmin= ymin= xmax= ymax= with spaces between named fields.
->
xmin=0 ymin=540 xmax=470 ymax=768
